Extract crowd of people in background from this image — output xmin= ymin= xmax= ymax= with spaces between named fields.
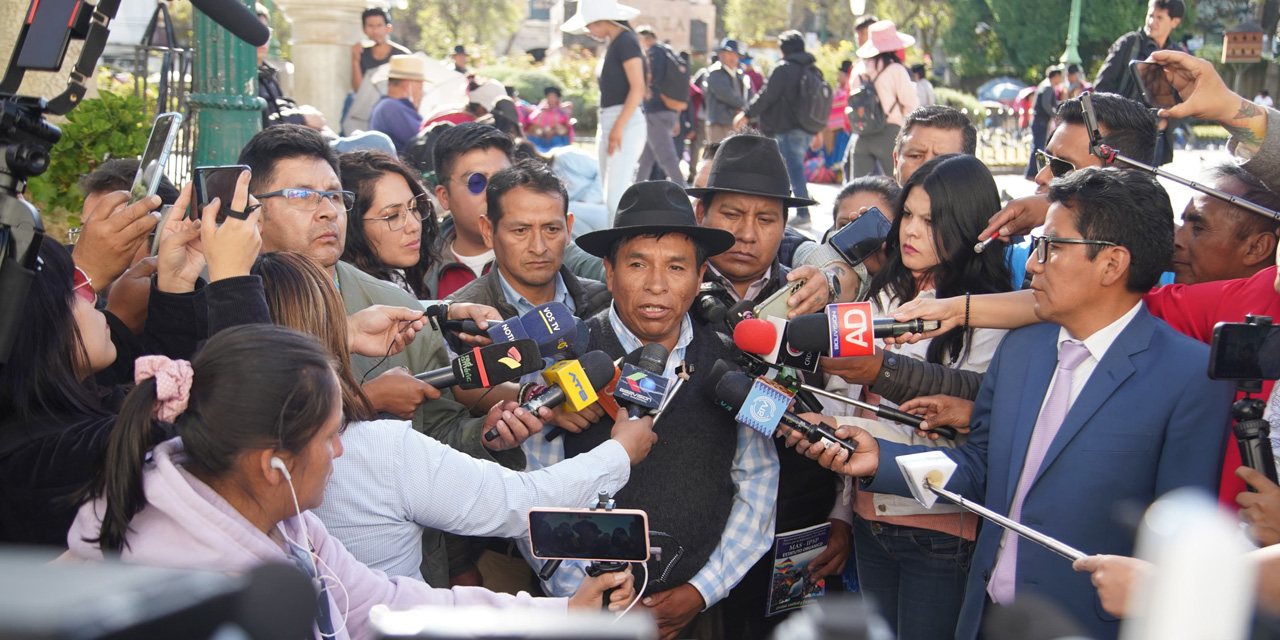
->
xmin=7 ymin=0 xmax=1280 ymax=639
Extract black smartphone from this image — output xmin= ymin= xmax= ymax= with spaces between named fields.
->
xmin=129 ymin=112 xmax=182 ymax=205
xmin=1129 ymin=60 xmax=1182 ymax=109
xmin=1208 ymin=319 xmax=1280 ymax=381
xmin=827 ymin=206 xmax=892 ymax=266
xmin=192 ymin=165 xmax=250 ymax=222
xmin=528 ymin=508 xmax=650 ymax=563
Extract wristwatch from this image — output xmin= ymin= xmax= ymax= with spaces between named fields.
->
xmin=822 ymin=268 xmax=842 ymax=303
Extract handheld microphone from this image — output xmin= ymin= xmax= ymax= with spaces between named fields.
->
xmin=484 ymin=350 xmax=617 ymax=441
xmin=732 ymin=316 xmax=822 ymax=372
xmin=703 ymin=363 xmax=857 ymax=455
xmin=189 ymin=0 xmax=271 ymax=46
xmin=781 ymin=309 xmax=942 ymax=355
xmin=613 ymin=343 xmax=671 ymax=419
xmin=440 ymin=319 xmax=487 ymax=335
xmin=732 ymin=321 xmax=956 ymax=438
xmin=519 ymin=302 xmax=577 ymax=359
xmin=415 ymin=339 xmax=542 ymax=389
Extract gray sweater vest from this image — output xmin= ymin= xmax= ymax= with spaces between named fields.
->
xmin=563 ymin=314 xmax=741 ymax=593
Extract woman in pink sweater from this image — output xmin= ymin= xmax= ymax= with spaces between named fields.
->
xmin=66 ymin=325 xmax=633 ymax=640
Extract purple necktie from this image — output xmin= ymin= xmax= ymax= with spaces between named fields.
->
xmin=988 ymin=339 xmax=1091 ymax=604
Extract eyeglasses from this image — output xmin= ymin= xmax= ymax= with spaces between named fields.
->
xmin=1035 ymin=149 xmax=1076 ymax=178
xmin=446 ymin=172 xmax=488 ymax=195
xmin=1030 ymin=234 xmax=1118 ymax=263
xmin=364 ymin=195 xmax=433 ymax=232
xmin=254 ymin=188 xmax=356 ymax=212
xmin=72 ymin=267 xmax=97 ymax=305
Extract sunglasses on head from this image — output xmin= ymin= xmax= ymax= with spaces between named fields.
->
xmin=72 ymin=267 xmax=96 ymax=305
xmin=1035 ymin=149 xmax=1076 ymax=178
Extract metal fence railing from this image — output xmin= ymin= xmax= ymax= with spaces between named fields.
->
xmin=132 ymin=4 xmax=195 ymax=184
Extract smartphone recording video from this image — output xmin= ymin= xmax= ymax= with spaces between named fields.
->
xmin=193 ymin=165 xmax=250 ymax=223
xmin=1208 ymin=320 xmax=1280 ymax=381
xmin=129 ymin=112 xmax=182 ymax=205
xmin=528 ymin=508 xmax=650 ymax=563
xmin=828 ymin=206 xmax=892 ymax=266
xmin=1129 ymin=60 xmax=1182 ymax=109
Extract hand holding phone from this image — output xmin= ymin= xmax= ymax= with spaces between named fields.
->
xmin=1129 ymin=60 xmax=1182 ymax=109
xmin=528 ymin=508 xmax=650 ymax=563
xmin=193 ymin=165 xmax=252 ymax=223
xmin=827 ymin=206 xmax=892 ymax=266
xmin=754 ymin=278 xmax=807 ymax=322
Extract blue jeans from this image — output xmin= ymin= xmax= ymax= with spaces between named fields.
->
xmin=774 ymin=128 xmax=813 ymax=220
xmin=853 ymin=516 xmax=973 ymax=638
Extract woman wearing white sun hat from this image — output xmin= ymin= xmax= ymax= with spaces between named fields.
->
xmin=562 ymin=0 xmax=648 ymax=222
xmin=848 ymin=20 xmax=919 ymax=179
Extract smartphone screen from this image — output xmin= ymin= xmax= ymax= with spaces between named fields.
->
xmin=528 ymin=508 xmax=650 ymax=562
xmin=129 ymin=113 xmax=182 ymax=205
xmin=828 ymin=206 xmax=893 ymax=266
xmin=1208 ymin=321 xmax=1280 ymax=381
xmin=1129 ymin=60 xmax=1182 ymax=109
xmin=754 ymin=278 xmax=807 ymax=322
xmin=193 ymin=165 xmax=250 ymax=222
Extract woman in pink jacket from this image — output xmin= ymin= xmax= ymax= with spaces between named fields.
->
xmin=66 ymin=324 xmax=633 ymax=640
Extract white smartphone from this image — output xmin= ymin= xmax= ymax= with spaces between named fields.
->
xmin=128 ymin=112 xmax=182 ymax=205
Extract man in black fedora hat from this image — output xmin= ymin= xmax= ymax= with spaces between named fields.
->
xmin=690 ymin=134 xmax=854 ymax=638
xmin=452 ymin=44 xmax=469 ymax=74
xmin=525 ymin=180 xmax=781 ymax=640
xmin=688 ymin=133 xmax=844 ymax=322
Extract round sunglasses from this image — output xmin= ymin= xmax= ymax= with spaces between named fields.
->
xmin=72 ymin=266 xmax=97 ymax=305
xmin=446 ymin=172 xmax=489 ymax=195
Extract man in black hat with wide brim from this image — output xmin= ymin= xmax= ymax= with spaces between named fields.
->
xmin=690 ymin=134 xmax=853 ymax=638
xmin=688 ymin=133 xmax=843 ymax=323
xmin=529 ymin=180 xmax=781 ymax=640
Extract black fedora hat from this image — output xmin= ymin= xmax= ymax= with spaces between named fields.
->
xmin=685 ymin=135 xmax=819 ymax=208
xmin=576 ymin=181 xmax=736 ymax=258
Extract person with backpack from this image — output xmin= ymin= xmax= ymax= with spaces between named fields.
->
xmin=636 ymin=26 xmax=689 ymax=187
xmin=741 ymin=30 xmax=828 ymax=225
xmin=846 ymin=20 xmax=919 ymax=179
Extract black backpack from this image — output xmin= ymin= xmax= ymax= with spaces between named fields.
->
xmin=655 ymin=43 xmax=691 ymax=110
xmin=794 ymin=63 xmax=833 ymax=135
xmin=846 ymin=64 xmax=901 ymax=136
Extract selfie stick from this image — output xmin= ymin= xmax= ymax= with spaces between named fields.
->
xmin=1080 ymin=92 xmax=1280 ymax=223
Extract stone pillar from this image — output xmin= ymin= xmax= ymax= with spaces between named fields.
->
xmin=275 ymin=0 xmax=368 ymax=124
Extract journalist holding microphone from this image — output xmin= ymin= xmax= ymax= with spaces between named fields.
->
xmin=788 ymin=167 xmax=1233 ymax=640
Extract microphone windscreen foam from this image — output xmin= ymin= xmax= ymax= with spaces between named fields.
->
xmin=636 ymin=342 xmax=669 ymax=375
xmin=713 ymin=370 xmax=755 ymax=411
xmin=578 ymin=350 xmax=619 ymax=390
xmin=727 ymin=299 xmax=756 ymax=327
xmin=785 ymin=313 xmax=832 ymax=353
xmin=189 ymin=0 xmax=271 ymax=46
xmin=732 ymin=318 xmax=779 ymax=356
xmin=456 ymin=338 xmax=542 ymax=389
xmin=700 ymin=359 xmax=740 ymax=403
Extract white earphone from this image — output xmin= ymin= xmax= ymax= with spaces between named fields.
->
xmin=270 ymin=455 xmax=291 ymax=480
xmin=269 ymin=454 xmax=348 ymax=638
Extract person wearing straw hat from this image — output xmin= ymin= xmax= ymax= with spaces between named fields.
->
xmin=561 ymin=0 xmax=649 ymax=220
xmin=529 ymin=180 xmax=781 ymax=640
xmin=369 ymin=55 xmax=427 ymax=153
xmin=847 ymin=20 xmax=919 ymax=179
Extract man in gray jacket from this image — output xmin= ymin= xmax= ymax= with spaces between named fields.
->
xmin=703 ymin=38 xmax=748 ymax=145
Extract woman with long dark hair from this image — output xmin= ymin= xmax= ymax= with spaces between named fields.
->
xmin=560 ymin=1 xmax=647 ymax=219
xmin=842 ymin=153 xmax=1012 ymax=637
xmin=0 ymin=182 xmax=265 ymax=547
xmin=67 ymin=324 xmax=636 ymax=640
xmin=339 ymin=150 xmax=441 ymax=299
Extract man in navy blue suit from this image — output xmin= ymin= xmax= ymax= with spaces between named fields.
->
xmin=791 ymin=167 xmax=1234 ymax=639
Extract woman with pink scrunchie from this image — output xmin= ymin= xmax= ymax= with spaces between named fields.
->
xmin=0 ymin=175 xmax=269 ymax=549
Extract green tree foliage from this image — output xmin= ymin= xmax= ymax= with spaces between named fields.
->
xmin=943 ymin=0 xmax=1196 ymax=83
xmin=25 ymin=86 xmax=152 ymax=228
xmin=873 ymin=0 xmax=955 ymax=66
xmin=409 ymin=0 xmax=523 ymax=57
xmin=724 ymin=0 xmax=790 ymax=41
